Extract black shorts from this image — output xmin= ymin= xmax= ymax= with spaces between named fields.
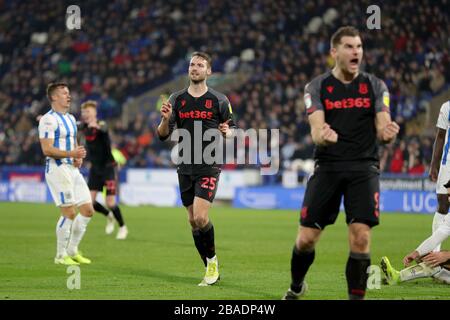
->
xmin=88 ymin=166 xmax=118 ymax=195
xmin=300 ymin=167 xmax=380 ymax=229
xmin=178 ymin=173 xmax=220 ymax=207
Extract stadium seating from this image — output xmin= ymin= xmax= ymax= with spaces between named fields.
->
xmin=0 ymin=0 xmax=448 ymax=174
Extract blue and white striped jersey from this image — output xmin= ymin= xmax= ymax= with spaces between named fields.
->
xmin=38 ymin=109 xmax=78 ymax=167
xmin=437 ymin=101 xmax=450 ymax=165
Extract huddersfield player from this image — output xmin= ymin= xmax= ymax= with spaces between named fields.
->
xmin=428 ymin=101 xmax=450 ymax=251
xmin=381 ymin=253 xmax=450 ymax=285
xmin=157 ymin=52 xmax=235 ymax=286
xmin=283 ymin=27 xmax=400 ymax=300
xmin=381 ymin=176 xmax=450 ymax=285
xmin=79 ymin=100 xmax=128 ymax=240
xmin=38 ymin=82 xmax=94 ymax=265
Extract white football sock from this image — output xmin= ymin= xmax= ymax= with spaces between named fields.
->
xmin=56 ymin=216 xmax=73 ymax=258
xmin=433 ymin=268 xmax=450 ymax=284
xmin=432 ymin=212 xmax=446 ymax=252
xmin=67 ymin=214 xmax=91 ymax=256
xmin=399 ymin=262 xmax=441 ymax=282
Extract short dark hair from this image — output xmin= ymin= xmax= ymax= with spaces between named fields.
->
xmin=46 ymin=82 xmax=68 ymax=102
xmin=330 ymin=26 xmax=361 ymax=48
xmin=191 ymin=51 xmax=212 ymax=68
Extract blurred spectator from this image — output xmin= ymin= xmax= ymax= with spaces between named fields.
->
xmin=0 ymin=0 xmax=448 ymax=176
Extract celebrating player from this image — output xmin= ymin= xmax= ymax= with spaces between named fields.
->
xmin=157 ymin=51 xmax=235 ymax=286
xmin=283 ymin=26 xmax=400 ymax=300
xmin=79 ymin=100 xmax=128 ymax=240
xmin=38 ymin=82 xmax=94 ymax=265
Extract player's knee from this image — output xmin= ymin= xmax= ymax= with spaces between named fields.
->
xmin=193 ymin=215 xmax=208 ymax=229
xmin=60 ymin=206 xmax=76 ymax=219
xmin=80 ymin=205 xmax=95 ymax=217
xmin=299 ymin=240 xmax=316 ymax=251
xmin=188 ymin=216 xmax=197 ymax=228
xmin=351 ymin=232 xmax=370 ymax=252
xmin=105 ymin=199 xmax=116 ymax=209
xmin=65 ymin=211 xmax=77 ymax=220
xmin=296 ymin=235 xmax=317 ymax=251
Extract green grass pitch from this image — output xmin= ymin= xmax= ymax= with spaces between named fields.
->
xmin=0 ymin=202 xmax=448 ymax=300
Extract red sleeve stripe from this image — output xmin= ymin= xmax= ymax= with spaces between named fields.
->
xmin=306 ymin=106 xmax=317 ymax=114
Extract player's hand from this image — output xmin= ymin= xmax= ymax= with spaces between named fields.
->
xmin=219 ymin=120 xmax=232 ymax=138
xmin=429 ymin=166 xmax=439 ymax=182
xmin=70 ymin=146 xmax=87 ymax=159
xmin=422 ymin=251 xmax=449 ymax=268
xmin=36 ymin=114 xmax=43 ymax=122
xmin=88 ymin=121 xmax=100 ymax=129
xmin=381 ymin=121 xmax=400 ymax=142
xmin=320 ymin=123 xmax=338 ymax=145
xmin=161 ymin=101 xmax=172 ymax=121
xmin=73 ymin=158 xmax=83 ymax=168
xmin=403 ymin=250 xmax=420 ymax=267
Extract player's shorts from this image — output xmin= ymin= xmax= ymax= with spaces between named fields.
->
xmin=436 ymin=165 xmax=450 ymax=194
xmin=178 ymin=172 xmax=220 ymax=207
xmin=300 ymin=166 xmax=380 ymax=229
xmin=88 ymin=165 xmax=118 ymax=195
xmin=45 ymin=163 xmax=91 ymax=207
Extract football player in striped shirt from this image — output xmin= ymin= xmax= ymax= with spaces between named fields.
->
xmin=38 ymin=82 xmax=94 ymax=266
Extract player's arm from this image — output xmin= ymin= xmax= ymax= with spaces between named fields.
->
xmin=308 ymin=111 xmax=338 ymax=146
xmin=71 ymin=115 xmax=83 ymax=168
xmin=430 ymin=102 xmax=450 ymax=181
xmin=375 ymin=111 xmax=399 ymax=144
xmin=372 ymin=78 xmax=399 ymax=144
xmin=421 ymin=251 xmax=450 ymax=268
xmin=38 ymin=115 xmax=86 ymax=159
xmin=304 ymin=81 xmax=338 ymax=146
xmin=72 ymin=139 xmax=84 ymax=168
xmin=39 ymin=138 xmax=86 ymax=159
xmin=86 ymin=119 xmax=107 ymax=131
xmin=157 ymin=95 xmax=176 ymax=140
xmin=429 ymin=128 xmax=446 ymax=181
xmin=218 ymin=97 xmax=236 ymax=138
xmin=97 ymin=120 xmax=108 ymax=132
xmin=404 ymin=219 xmax=450 ymax=266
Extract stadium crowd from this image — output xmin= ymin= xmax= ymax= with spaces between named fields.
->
xmin=0 ymin=0 xmax=448 ymax=176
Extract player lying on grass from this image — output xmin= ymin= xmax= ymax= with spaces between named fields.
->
xmin=381 ymin=252 xmax=450 ymax=285
xmin=381 ymin=180 xmax=450 ymax=285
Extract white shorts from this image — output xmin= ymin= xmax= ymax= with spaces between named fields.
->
xmin=45 ymin=163 xmax=91 ymax=207
xmin=436 ymin=165 xmax=450 ymax=194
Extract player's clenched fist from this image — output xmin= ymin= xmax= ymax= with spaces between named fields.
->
xmin=218 ymin=119 xmax=232 ymax=138
xmin=381 ymin=121 xmax=400 ymax=142
xmin=321 ymin=123 xmax=338 ymax=145
xmin=161 ymin=101 xmax=172 ymax=120
xmin=70 ymin=146 xmax=87 ymax=159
